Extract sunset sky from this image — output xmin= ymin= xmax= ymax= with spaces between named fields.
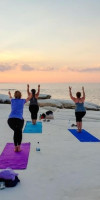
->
xmin=0 ymin=0 xmax=100 ymax=83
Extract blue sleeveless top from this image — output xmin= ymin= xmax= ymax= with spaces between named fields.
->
xmin=9 ymin=99 xmax=26 ymax=119
xmin=75 ymin=102 xmax=86 ymax=112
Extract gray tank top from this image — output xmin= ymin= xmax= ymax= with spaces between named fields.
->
xmin=30 ymin=97 xmax=38 ymax=105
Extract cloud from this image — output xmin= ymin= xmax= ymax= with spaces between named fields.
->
xmin=0 ymin=65 xmax=13 ymax=72
xmin=21 ymin=65 xmax=35 ymax=71
xmin=67 ymin=67 xmax=100 ymax=72
xmin=59 ymin=66 xmax=68 ymax=71
xmin=21 ymin=64 xmax=57 ymax=71
xmin=39 ymin=66 xmax=56 ymax=71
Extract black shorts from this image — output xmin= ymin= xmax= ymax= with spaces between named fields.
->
xmin=75 ymin=111 xmax=86 ymax=122
xmin=29 ymin=104 xmax=39 ymax=120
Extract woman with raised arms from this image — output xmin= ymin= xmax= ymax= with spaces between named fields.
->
xmin=69 ymin=86 xmax=86 ymax=132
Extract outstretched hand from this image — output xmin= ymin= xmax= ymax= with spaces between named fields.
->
xmin=38 ymin=84 xmax=40 ymax=87
xmin=82 ymin=86 xmax=84 ymax=91
xmin=27 ymin=84 xmax=29 ymax=88
xmin=8 ymin=90 xmax=12 ymax=99
xmin=69 ymin=86 xmax=72 ymax=90
xmin=8 ymin=91 xmax=11 ymax=95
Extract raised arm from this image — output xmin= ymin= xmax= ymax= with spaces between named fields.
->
xmin=69 ymin=86 xmax=76 ymax=102
xmin=27 ymin=84 xmax=31 ymax=96
xmin=36 ymin=84 xmax=40 ymax=98
xmin=8 ymin=91 xmax=12 ymax=99
xmin=82 ymin=87 xmax=85 ymax=101
xmin=25 ymin=93 xmax=32 ymax=103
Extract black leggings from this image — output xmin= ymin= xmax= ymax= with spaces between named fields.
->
xmin=8 ymin=118 xmax=24 ymax=146
xmin=75 ymin=111 xmax=86 ymax=122
xmin=29 ymin=104 xmax=39 ymax=120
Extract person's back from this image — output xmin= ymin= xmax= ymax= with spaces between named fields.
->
xmin=9 ymin=98 xmax=26 ymax=119
xmin=69 ymin=86 xmax=86 ymax=132
xmin=75 ymin=102 xmax=86 ymax=112
xmin=8 ymin=90 xmax=31 ymax=152
xmin=27 ymin=84 xmax=40 ymax=124
xmin=30 ymin=97 xmax=38 ymax=106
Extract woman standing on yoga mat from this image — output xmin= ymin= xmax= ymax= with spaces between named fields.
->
xmin=8 ymin=90 xmax=32 ymax=152
xmin=69 ymin=86 xmax=86 ymax=132
xmin=27 ymin=84 xmax=40 ymax=125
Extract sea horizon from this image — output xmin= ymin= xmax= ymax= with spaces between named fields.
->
xmin=0 ymin=82 xmax=100 ymax=106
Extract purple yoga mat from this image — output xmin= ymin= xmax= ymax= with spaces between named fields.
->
xmin=0 ymin=143 xmax=31 ymax=170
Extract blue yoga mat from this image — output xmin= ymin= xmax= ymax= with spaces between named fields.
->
xmin=68 ymin=129 xmax=100 ymax=142
xmin=23 ymin=121 xmax=42 ymax=133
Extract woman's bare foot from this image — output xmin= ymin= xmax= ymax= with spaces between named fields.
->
xmin=14 ymin=146 xmax=18 ymax=152
xmin=77 ymin=129 xmax=82 ymax=133
xmin=32 ymin=119 xmax=36 ymax=125
xmin=17 ymin=145 xmax=21 ymax=152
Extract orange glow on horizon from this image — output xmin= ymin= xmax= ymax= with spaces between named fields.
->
xmin=0 ymin=69 xmax=100 ymax=83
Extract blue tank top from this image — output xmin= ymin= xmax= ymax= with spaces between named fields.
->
xmin=9 ymin=99 xmax=26 ymax=119
xmin=75 ymin=102 xmax=86 ymax=112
